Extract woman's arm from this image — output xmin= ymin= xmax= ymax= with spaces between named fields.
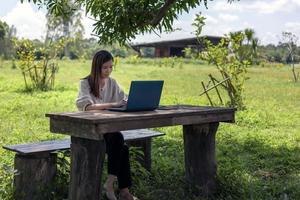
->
xmin=85 ymin=100 xmax=127 ymax=111
xmin=76 ymin=80 xmax=93 ymax=111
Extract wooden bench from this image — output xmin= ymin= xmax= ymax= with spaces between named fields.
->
xmin=3 ymin=129 xmax=164 ymax=200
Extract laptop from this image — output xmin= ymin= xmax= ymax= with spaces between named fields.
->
xmin=109 ymin=80 xmax=164 ymax=112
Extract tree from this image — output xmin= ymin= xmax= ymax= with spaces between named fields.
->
xmin=45 ymin=0 xmax=84 ymax=58
xmin=14 ymin=38 xmax=67 ymax=91
xmin=21 ymin=0 xmax=237 ymax=45
xmin=229 ymin=28 xmax=259 ymax=64
xmin=0 ymin=21 xmax=7 ymax=40
xmin=199 ymin=35 xmax=250 ymax=110
xmin=192 ymin=15 xmax=252 ymax=110
xmin=280 ymin=32 xmax=299 ymax=82
xmin=0 ymin=20 xmax=17 ymax=59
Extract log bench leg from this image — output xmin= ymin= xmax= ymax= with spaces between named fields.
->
xmin=14 ymin=152 xmax=57 ymax=200
xmin=183 ymin=122 xmax=219 ymax=196
xmin=69 ymin=136 xmax=106 ymax=200
xmin=126 ymin=138 xmax=152 ymax=171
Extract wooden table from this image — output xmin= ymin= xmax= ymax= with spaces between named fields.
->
xmin=46 ymin=105 xmax=235 ymax=200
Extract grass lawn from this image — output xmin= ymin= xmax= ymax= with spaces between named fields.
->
xmin=0 ymin=59 xmax=299 ymax=200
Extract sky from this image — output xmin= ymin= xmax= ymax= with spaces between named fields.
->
xmin=0 ymin=0 xmax=300 ymax=45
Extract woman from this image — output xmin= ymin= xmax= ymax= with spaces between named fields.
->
xmin=76 ymin=50 xmax=138 ymax=200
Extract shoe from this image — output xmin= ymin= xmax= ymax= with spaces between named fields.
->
xmin=119 ymin=193 xmax=140 ymax=200
xmin=103 ymin=183 xmax=117 ymax=200
xmin=132 ymin=196 xmax=140 ymax=200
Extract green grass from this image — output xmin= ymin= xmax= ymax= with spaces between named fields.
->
xmin=0 ymin=59 xmax=299 ymax=200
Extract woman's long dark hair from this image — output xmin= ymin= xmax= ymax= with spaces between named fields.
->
xmin=87 ymin=50 xmax=113 ymax=98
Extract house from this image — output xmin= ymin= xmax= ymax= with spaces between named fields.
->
xmin=131 ymin=35 xmax=223 ymax=57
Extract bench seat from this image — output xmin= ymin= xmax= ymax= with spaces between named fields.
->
xmin=3 ymin=129 xmax=164 ymax=200
xmin=3 ymin=129 xmax=164 ymax=155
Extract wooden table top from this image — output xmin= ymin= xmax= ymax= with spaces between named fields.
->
xmin=46 ymin=105 xmax=235 ymax=123
xmin=46 ymin=105 xmax=236 ymax=140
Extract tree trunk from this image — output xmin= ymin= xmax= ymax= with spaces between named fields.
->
xmin=291 ymin=56 xmax=298 ymax=82
xmin=69 ymin=136 xmax=106 ymax=200
xmin=14 ymin=153 xmax=57 ymax=200
xmin=183 ymin=123 xmax=219 ymax=196
xmin=63 ymin=19 xmax=70 ymax=58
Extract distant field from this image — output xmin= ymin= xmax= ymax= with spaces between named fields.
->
xmin=0 ymin=59 xmax=299 ymax=200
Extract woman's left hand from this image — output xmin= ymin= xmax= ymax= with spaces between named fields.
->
xmin=111 ymin=100 xmax=127 ymax=108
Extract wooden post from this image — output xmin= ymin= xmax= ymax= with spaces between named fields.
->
xmin=127 ymin=138 xmax=152 ymax=171
xmin=69 ymin=137 xmax=106 ymax=200
xmin=199 ymin=76 xmax=230 ymax=96
xmin=14 ymin=153 xmax=57 ymax=200
xmin=183 ymin=123 xmax=219 ymax=196
xmin=209 ymin=74 xmax=224 ymax=105
xmin=201 ymin=81 xmax=213 ymax=106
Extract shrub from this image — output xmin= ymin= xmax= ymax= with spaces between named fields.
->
xmin=13 ymin=38 xmax=66 ymax=91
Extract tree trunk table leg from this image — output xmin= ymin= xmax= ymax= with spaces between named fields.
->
xmin=14 ymin=153 xmax=57 ymax=200
xmin=69 ymin=136 xmax=106 ymax=200
xmin=183 ymin=122 xmax=219 ymax=196
xmin=127 ymin=138 xmax=152 ymax=171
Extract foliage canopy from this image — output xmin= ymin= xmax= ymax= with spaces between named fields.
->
xmin=21 ymin=0 xmax=236 ymax=45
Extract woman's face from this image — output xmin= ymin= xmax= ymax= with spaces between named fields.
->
xmin=100 ymin=59 xmax=113 ymax=79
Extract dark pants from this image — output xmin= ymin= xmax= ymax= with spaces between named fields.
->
xmin=104 ymin=132 xmax=132 ymax=189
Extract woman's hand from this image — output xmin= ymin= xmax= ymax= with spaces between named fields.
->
xmin=85 ymin=100 xmax=127 ymax=110
xmin=111 ymin=100 xmax=127 ymax=108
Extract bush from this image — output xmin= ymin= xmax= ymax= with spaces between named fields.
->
xmin=259 ymin=61 xmax=285 ymax=68
xmin=13 ymin=38 xmax=66 ymax=91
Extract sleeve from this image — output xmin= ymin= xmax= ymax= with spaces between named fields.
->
xmin=112 ymin=79 xmax=127 ymax=102
xmin=75 ymin=80 xmax=94 ymax=111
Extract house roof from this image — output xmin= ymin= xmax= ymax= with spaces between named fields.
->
xmin=131 ymin=35 xmax=223 ymax=48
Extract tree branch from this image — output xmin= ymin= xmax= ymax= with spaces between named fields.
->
xmin=150 ymin=0 xmax=177 ymax=26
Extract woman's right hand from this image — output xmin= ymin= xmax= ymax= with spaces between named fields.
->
xmin=111 ymin=100 xmax=127 ymax=108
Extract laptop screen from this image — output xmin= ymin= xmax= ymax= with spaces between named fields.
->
xmin=126 ymin=80 xmax=164 ymax=111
